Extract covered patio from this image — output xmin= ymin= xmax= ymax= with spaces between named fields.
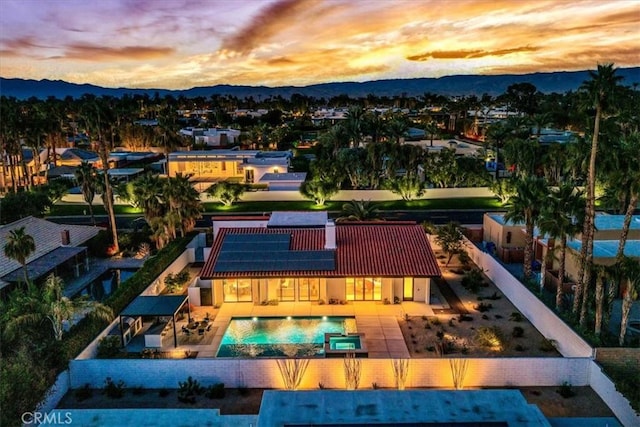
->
xmin=119 ymin=295 xmax=190 ymax=348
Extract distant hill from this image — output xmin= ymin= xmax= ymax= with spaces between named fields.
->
xmin=1 ymin=68 xmax=639 ymax=100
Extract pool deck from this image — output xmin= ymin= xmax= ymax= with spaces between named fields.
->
xmin=193 ymin=301 xmax=435 ymax=358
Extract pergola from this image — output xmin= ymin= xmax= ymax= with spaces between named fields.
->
xmin=119 ymin=295 xmax=190 ymax=348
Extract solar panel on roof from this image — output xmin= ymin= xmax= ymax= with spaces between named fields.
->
xmin=213 ymin=250 xmax=335 ymax=272
xmin=220 ymin=233 xmax=291 ymax=252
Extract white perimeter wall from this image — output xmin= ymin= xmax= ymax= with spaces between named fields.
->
xmin=463 ymin=237 xmax=593 ymax=358
xmin=69 ymin=357 xmax=590 ymax=390
xmin=589 ymin=361 xmax=640 ymax=427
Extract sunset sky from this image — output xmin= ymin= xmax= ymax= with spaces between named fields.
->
xmin=1 ymin=0 xmax=638 ymax=89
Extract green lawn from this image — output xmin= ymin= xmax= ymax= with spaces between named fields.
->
xmin=48 ymin=197 xmax=502 ymax=217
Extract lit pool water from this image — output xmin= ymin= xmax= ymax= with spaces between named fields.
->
xmin=217 ymin=316 xmax=356 ymax=357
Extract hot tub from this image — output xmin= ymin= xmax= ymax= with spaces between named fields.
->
xmin=324 ymin=333 xmax=368 ymax=358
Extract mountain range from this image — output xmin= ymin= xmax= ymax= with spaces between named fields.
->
xmin=1 ymin=68 xmax=639 ymax=100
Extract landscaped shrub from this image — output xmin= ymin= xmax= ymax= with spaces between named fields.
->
xmin=96 ymin=336 xmax=121 ymax=359
xmin=474 ymin=302 xmax=493 ymax=312
xmin=164 ymin=268 xmax=191 ymax=293
xmin=557 ymin=382 xmax=575 ymax=398
xmin=178 ymin=376 xmax=204 ymax=404
xmin=509 ymin=312 xmax=524 ymax=322
xmin=461 ymin=269 xmax=485 ymax=293
xmin=474 ymin=326 xmax=503 ymax=349
xmin=103 ymin=378 xmax=125 ymax=399
xmin=158 ymin=388 xmax=170 ymax=398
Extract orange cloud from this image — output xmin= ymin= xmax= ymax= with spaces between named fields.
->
xmin=63 ymin=44 xmax=174 ymax=61
xmin=407 ymin=46 xmax=540 ymax=61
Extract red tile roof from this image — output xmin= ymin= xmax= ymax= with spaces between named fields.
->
xmin=199 ymin=223 xmax=440 ymax=278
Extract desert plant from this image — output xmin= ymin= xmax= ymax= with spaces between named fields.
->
xmin=449 ymin=358 xmax=469 ymax=390
xmin=557 ymin=382 xmax=575 ymax=398
xmin=318 ymin=382 xmax=325 ymax=389
xmin=372 ymin=382 xmax=380 ymax=389
xmin=474 ymin=326 xmax=503 ymax=349
xmin=276 ymin=359 xmax=310 ymax=391
xmin=474 ymin=302 xmax=493 ymax=312
xmin=343 ymin=352 xmax=362 ymax=390
xmin=509 ymin=312 xmax=524 ymax=322
xmin=204 ymin=383 xmax=225 ymax=399
xmin=103 ymin=377 xmax=125 ymax=399
xmin=177 ymin=376 xmax=203 ymax=404
xmin=391 ymin=359 xmax=410 ymax=390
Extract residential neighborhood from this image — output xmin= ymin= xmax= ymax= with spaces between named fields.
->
xmin=1 ymin=3 xmax=639 ymax=423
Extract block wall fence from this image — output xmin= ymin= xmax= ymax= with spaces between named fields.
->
xmin=68 ymin=357 xmax=591 ymax=390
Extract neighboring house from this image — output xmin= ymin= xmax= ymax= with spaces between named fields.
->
xmin=0 ymin=216 xmax=102 ymax=293
xmin=43 ymin=148 xmax=100 ymax=167
xmin=194 ymin=212 xmax=441 ymax=306
xmin=483 ymin=212 xmax=640 ymax=293
xmin=179 ymin=127 xmax=241 ymax=147
xmin=482 ymin=213 xmax=527 ymax=263
xmin=167 ymin=150 xmax=291 ymax=184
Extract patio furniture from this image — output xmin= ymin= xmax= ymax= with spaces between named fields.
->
xmin=198 ymin=328 xmax=205 ymax=336
xmin=206 ymin=324 xmax=212 ymax=332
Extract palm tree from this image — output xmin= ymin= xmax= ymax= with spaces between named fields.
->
xmin=504 ymin=176 xmax=548 ymax=279
xmin=2 ymin=274 xmax=113 ymax=341
xmin=537 ymin=183 xmax=584 ymax=310
xmin=74 ymin=162 xmax=98 ymax=225
xmin=575 ymin=63 xmax=623 ymax=319
xmin=424 ymin=121 xmax=438 ymax=147
xmin=345 ymin=106 xmax=365 ymax=148
xmin=81 ymin=96 xmax=119 ymax=253
xmin=338 ymin=200 xmax=381 ymax=222
xmin=3 ymin=227 xmax=36 ymax=285
xmin=618 ymin=257 xmax=640 ymax=345
xmin=164 ymin=173 xmax=202 ymax=236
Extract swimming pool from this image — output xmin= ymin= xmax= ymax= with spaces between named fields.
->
xmin=217 ymin=316 xmax=357 ymax=358
xmin=75 ymin=269 xmax=136 ymax=302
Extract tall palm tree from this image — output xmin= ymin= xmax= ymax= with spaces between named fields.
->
xmin=74 ymin=162 xmax=98 ymax=225
xmin=345 ymin=106 xmax=365 ymax=148
xmin=4 ymin=226 xmax=36 ymax=285
xmin=504 ymin=176 xmax=548 ymax=279
xmin=164 ymin=173 xmax=202 ymax=237
xmin=81 ymin=96 xmax=119 ymax=253
xmin=618 ymin=257 xmax=640 ymax=345
xmin=2 ymin=274 xmax=113 ymax=341
xmin=338 ymin=200 xmax=381 ymax=222
xmin=575 ymin=63 xmax=623 ymax=319
xmin=538 ymin=183 xmax=584 ymax=310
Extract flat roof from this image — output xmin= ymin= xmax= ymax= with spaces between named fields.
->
xmin=268 ymin=211 xmax=328 ymax=227
xmin=594 ymin=214 xmax=640 ymax=231
xmin=257 ymin=390 xmax=550 ymax=426
xmin=567 ymin=240 xmax=640 ymax=258
xmin=120 ymin=295 xmax=188 ymax=317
